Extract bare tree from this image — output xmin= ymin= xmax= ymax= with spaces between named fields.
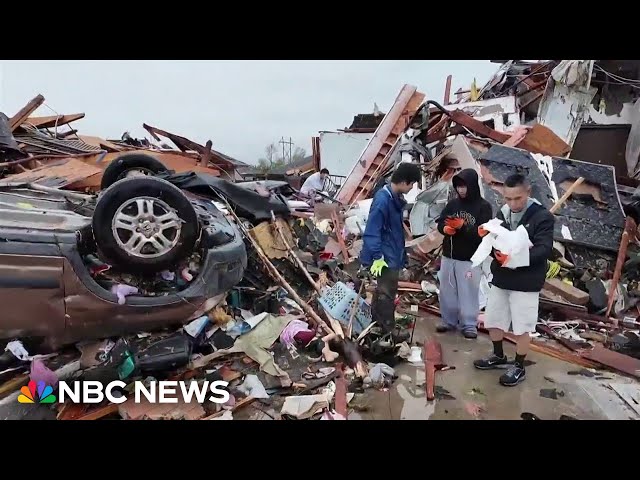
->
xmin=256 ymin=141 xmax=306 ymax=173
xmin=292 ymin=146 xmax=307 ymax=163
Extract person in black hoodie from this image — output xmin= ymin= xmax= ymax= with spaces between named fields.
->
xmin=435 ymin=168 xmax=493 ymax=339
xmin=473 ymin=173 xmax=555 ymax=387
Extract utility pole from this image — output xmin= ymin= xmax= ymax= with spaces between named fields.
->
xmin=279 ymin=136 xmax=294 ymax=164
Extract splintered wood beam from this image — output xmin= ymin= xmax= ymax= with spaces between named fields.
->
xmin=9 ymin=94 xmax=45 ymax=132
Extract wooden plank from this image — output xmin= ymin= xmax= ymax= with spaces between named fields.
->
xmin=0 ymin=373 xmax=29 ymax=399
xmin=9 ymin=94 xmax=45 ymax=132
xmin=543 ymin=278 xmax=589 ymax=305
xmin=609 ymin=383 xmax=640 ymax=417
xmin=582 ymin=344 xmax=640 ymax=379
xmin=0 ymin=158 xmax=102 ymax=188
xmin=24 ymin=113 xmax=85 ymax=129
xmin=424 ymin=340 xmax=442 ymax=401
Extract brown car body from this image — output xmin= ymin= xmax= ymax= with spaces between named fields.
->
xmin=0 ymin=183 xmax=246 ymax=350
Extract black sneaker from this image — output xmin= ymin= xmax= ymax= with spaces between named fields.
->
xmin=473 ymin=353 xmax=508 ymax=370
xmin=462 ymin=330 xmax=477 ymax=339
xmin=499 ymin=365 xmax=526 ymax=386
xmin=436 ymin=324 xmax=454 ymax=333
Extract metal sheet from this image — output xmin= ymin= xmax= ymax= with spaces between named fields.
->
xmin=318 ymin=131 xmax=372 ymax=178
xmin=537 ymin=62 xmax=597 ymax=148
xmin=409 ymin=181 xmax=449 ymax=236
xmin=14 ymin=132 xmax=102 ymax=155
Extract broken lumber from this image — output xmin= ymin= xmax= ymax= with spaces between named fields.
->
xmin=605 ymin=217 xmax=637 ymax=319
xmin=421 ymin=304 xmax=599 ymax=368
xmin=543 ymin=278 xmax=589 ymax=306
xmin=346 ymin=281 xmax=365 ymax=339
xmin=582 ymin=344 xmax=640 ymax=380
xmin=223 ymin=198 xmax=333 ymax=335
xmin=334 ymin=365 xmax=348 ymax=419
xmin=549 ymin=177 xmax=585 ymax=214
xmin=9 ymin=94 xmax=45 ymax=132
xmin=331 ymin=212 xmax=350 ymax=263
xmin=270 ymin=211 xmax=320 ymax=293
xmin=0 ymin=373 xmax=29 ymax=399
xmin=424 ymin=340 xmax=442 ymax=401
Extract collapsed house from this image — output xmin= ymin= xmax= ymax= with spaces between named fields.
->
xmin=1 ymin=60 xmax=640 ymax=420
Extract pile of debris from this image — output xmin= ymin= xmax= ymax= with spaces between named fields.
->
xmin=2 ymin=59 xmax=640 ymax=420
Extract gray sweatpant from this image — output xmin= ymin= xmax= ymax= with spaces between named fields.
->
xmin=437 ymin=257 xmax=481 ymax=333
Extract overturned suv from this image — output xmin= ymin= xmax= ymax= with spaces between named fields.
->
xmin=0 ymin=155 xmax=247 ymax=349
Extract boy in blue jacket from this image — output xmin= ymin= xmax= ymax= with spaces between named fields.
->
xmin=360 ymin=162 xmax=422 ymax=335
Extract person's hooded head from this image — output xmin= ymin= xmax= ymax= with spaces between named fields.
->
xmin=452 ymin=168 xmax=481 ymax=202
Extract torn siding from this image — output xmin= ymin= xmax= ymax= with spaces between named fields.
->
xmin=537 ymin=61 xmax=597 ymax=148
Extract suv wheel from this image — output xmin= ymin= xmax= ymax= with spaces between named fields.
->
xmin=92 ymin=177 xmax=199 ymax=273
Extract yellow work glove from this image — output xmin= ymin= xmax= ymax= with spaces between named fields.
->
xmin=370 ymin=258 xmax=388 ymax=277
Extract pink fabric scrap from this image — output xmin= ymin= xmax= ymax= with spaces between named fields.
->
xmin=30 ymin=359 xmax=58 ymax=389
xmin=280 ymin=319 xmax=313 ymax=346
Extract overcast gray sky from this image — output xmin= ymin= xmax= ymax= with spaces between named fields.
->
xmin=0 ymin=60 xmax=498 ymax=164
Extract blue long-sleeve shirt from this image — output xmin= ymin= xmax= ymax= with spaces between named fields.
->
xmin=359 ymin=185 xmax=407 ymax=270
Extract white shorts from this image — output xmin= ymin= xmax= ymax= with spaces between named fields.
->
xmin=483 ymin=286 xmax=539 ymax=336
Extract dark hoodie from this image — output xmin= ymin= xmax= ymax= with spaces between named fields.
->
xmin=436 ymin=169 xmax=493 ymax=261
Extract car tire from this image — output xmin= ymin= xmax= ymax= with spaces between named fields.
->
xmin=100 ymin=153 xmax=168 ymax=189
xmin=92 ymin=177 xmax=199 ymax=273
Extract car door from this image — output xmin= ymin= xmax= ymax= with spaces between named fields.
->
xmin=0 ymin=252 xmax=66 ymax=339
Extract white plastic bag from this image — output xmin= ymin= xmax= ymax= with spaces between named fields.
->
xmin=471 ymin=219 xmax=533 ymax=269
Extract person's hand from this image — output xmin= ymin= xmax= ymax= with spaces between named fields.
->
xmin=478 ymin=226 xmax=489 ymax=237
xmin=445 ymin=217 xmax=465 ymax=230
xmin=370 ymin=258 xmax=388 ymax=277
xmin=495 ymin=250 xmax=509 ymax=266
xmin=443 ymin=225 xmax=457 ymax=236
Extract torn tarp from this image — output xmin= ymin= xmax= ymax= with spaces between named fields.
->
xmin=157 ymin=172 xmax=291 ymax=222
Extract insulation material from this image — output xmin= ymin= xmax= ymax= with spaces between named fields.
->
xmin=249 ymin=219 xmax=295 ymax=260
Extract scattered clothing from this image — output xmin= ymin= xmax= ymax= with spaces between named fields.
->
xmin=111 ymin=284 xmax=139 ymax=305
xmin=366 ymin=363 xmax=395 ymax=388
xmin=280 ymin=319 xmax=315 ymax=347
xmin=238 ymin=374 xmax=269 ymax=399
xmin=5 ymin=340 xmax=30 ymax=361
xmin=30 ymin=359 xmax=58 ymax=389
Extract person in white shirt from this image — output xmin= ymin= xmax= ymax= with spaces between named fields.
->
xmin=299 ymin=168 xmax=329 ymax=204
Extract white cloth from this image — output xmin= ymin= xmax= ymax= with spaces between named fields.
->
xmin=300 ymin=172 xmax=325 ymax=195
xmin=470 ymin=218 xmax=532 ymax=269
xmin=483 ymin=286 xmax=539 ymax=336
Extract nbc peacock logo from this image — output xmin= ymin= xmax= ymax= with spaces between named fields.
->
xmin=17 ymin=380 xmax=57 ymax=404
